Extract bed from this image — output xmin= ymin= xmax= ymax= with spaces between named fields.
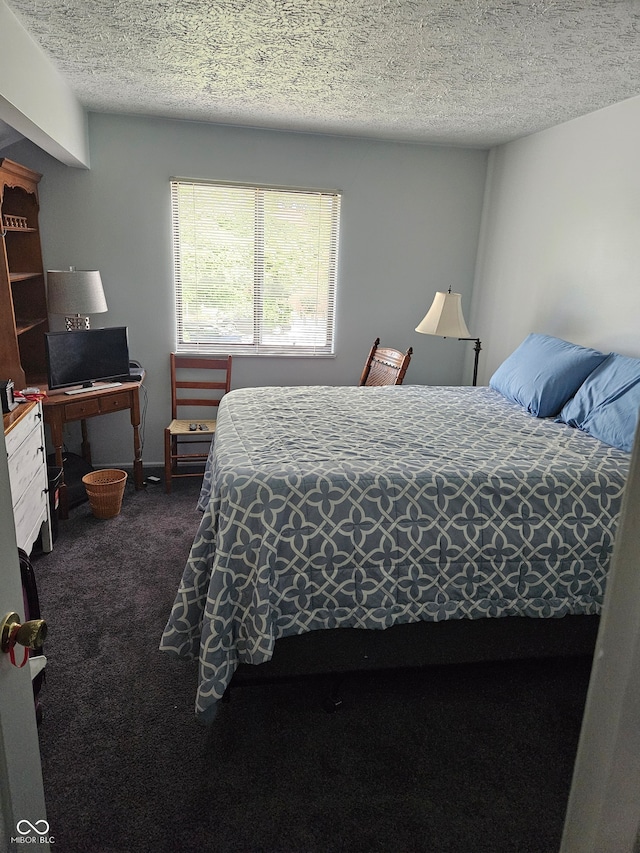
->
xmin=160 ymin=338 xmax=636 ymax=722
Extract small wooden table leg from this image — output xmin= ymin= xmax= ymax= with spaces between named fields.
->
xmin=47 ymin=411 xmax=69 ymax=520
xmin=80 ymin=418 xmax=92 ymax=466
xmin=131 ymin=389 xmax=144 ymax=489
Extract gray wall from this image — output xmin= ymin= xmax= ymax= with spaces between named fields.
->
xmin=471 ymin=93 xmax=640 ymax=385
xmin=8 ymin=113 xmax=487 ymax=466
xmin=468 ymin=95 xmax=640 ymax=850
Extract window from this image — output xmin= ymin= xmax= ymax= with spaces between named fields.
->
xmin=171 ymin=180 xmax=341 ymax=356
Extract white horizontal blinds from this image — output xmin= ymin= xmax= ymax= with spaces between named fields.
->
xmin=171 ymin=180 xmax=341 ymax=356
xmin=172 ymin=181 xmax=254 ymax=353
xmin=257 ymin=188 xmax=339 ymax=354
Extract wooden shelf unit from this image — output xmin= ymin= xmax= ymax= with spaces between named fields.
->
xmin=10 ymin=271 xmax=44 ymax=282
xmin=0 ymin=159 xmax=49 ymax=390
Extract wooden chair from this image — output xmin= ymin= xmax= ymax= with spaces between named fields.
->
xmin=164 ymin=353 xmax=232 ymax=493
xmin=359 ymin=338 xmax=413 ymax=387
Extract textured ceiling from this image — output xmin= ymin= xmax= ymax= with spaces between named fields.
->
xmin=6 ymin=0 xmax=640 ymax=147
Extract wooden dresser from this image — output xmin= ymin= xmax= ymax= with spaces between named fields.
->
xmin=3 ymin=400 xmax=52 ymax=554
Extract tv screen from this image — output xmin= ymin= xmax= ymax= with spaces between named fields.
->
xmin=45 ymin=327 xmax=130 ymax=390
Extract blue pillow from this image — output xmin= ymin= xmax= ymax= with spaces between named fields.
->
xmin=558 ymin=352 xmax=640 ymax=452
xmin=489 ymin=333 xmax=607 ymax=418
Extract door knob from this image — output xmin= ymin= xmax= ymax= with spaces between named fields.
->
xmin=1 ymin=611 xmax=48 ymax=653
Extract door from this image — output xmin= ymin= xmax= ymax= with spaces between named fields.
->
xmin=561 ymin=425 xmax=640 ymax=851
xmin=0 ymin=427 xmax=50 ymax=851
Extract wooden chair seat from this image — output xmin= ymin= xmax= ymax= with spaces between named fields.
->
xmin=167 ymin=419 xmax=218 ymax=436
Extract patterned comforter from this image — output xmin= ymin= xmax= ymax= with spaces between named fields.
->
xmin=160 ymin=385 xmax=629 ymax=722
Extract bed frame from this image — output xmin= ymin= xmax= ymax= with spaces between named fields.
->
xmin=227 ymin=614 xmax=599 ymax=706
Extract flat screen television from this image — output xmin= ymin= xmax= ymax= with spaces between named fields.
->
xmin=45 ymin=327 xmax=131 ymax=390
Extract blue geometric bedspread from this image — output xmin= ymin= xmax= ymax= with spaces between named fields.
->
xmin=159 ymin=385 xmax=629 ymax=721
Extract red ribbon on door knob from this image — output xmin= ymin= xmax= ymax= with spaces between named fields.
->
xmin=8 ymin=624 xmax=29 ymax=668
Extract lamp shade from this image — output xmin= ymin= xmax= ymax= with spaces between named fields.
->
xmin=47 ymin=269 xmax=108 ymax=315
xmin=415 ymin=290 xmax=471 ymax=338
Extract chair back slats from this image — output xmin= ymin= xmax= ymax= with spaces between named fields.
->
xmin=175 ymin=397 xmax=225 ymax=408
xmin=170 ymin=353 xmax=232 ymax=419
xmin=173 ymin=356 xmax=231 ymax=370
xmin=359 ymin=337 xmax=413 ymax=387
xmin=175 ymin=381 xmax=230 ymax=390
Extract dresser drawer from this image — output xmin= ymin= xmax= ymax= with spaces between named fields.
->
xmin=4 ymin=402 xmax=42 ymax=457
xmin=13 ymin=466 xmax=47 ymax=549
xmin=7 ymin=425 xmax=45 ymax=506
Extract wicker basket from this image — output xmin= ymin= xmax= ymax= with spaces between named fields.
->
xmin=82 ymin=469 xmax=128 ymax=519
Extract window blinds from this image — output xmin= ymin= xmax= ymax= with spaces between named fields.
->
xmin=171 ymin=180 xmax=341 ymax=356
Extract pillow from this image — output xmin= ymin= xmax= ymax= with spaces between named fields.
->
xmin=489 ymin=333 xmax=607 ymax=418
xmin=558 ymin=352 xmax=640 ymax=452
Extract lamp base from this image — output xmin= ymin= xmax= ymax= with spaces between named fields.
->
xmin=65 ymin=314 xmax=91 ymax=331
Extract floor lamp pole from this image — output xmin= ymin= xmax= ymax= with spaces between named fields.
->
xmin=459 ymin=337 xmax=482 ymax=387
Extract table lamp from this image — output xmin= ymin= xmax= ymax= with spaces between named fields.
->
xmin=47 ymin=267 xmax=108 ymax=330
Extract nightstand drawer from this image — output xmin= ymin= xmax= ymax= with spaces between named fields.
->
xmin=99 ymin=392 xmax=131 ymax=413
xmin=65 ymin=398 xmax=101 ymax=419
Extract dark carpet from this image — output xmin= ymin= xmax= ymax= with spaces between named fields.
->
xmin=31 ymin=474 xmax=592 ymax=853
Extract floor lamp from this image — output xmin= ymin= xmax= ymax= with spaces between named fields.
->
xmin=415 ymin=288 xmax=482 ymax=386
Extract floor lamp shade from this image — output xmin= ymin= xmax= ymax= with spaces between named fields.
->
xmin=47 ymin=269 xmax=108 ymax=330
xmin=414 ymin=290 xmax=471 ymax=338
